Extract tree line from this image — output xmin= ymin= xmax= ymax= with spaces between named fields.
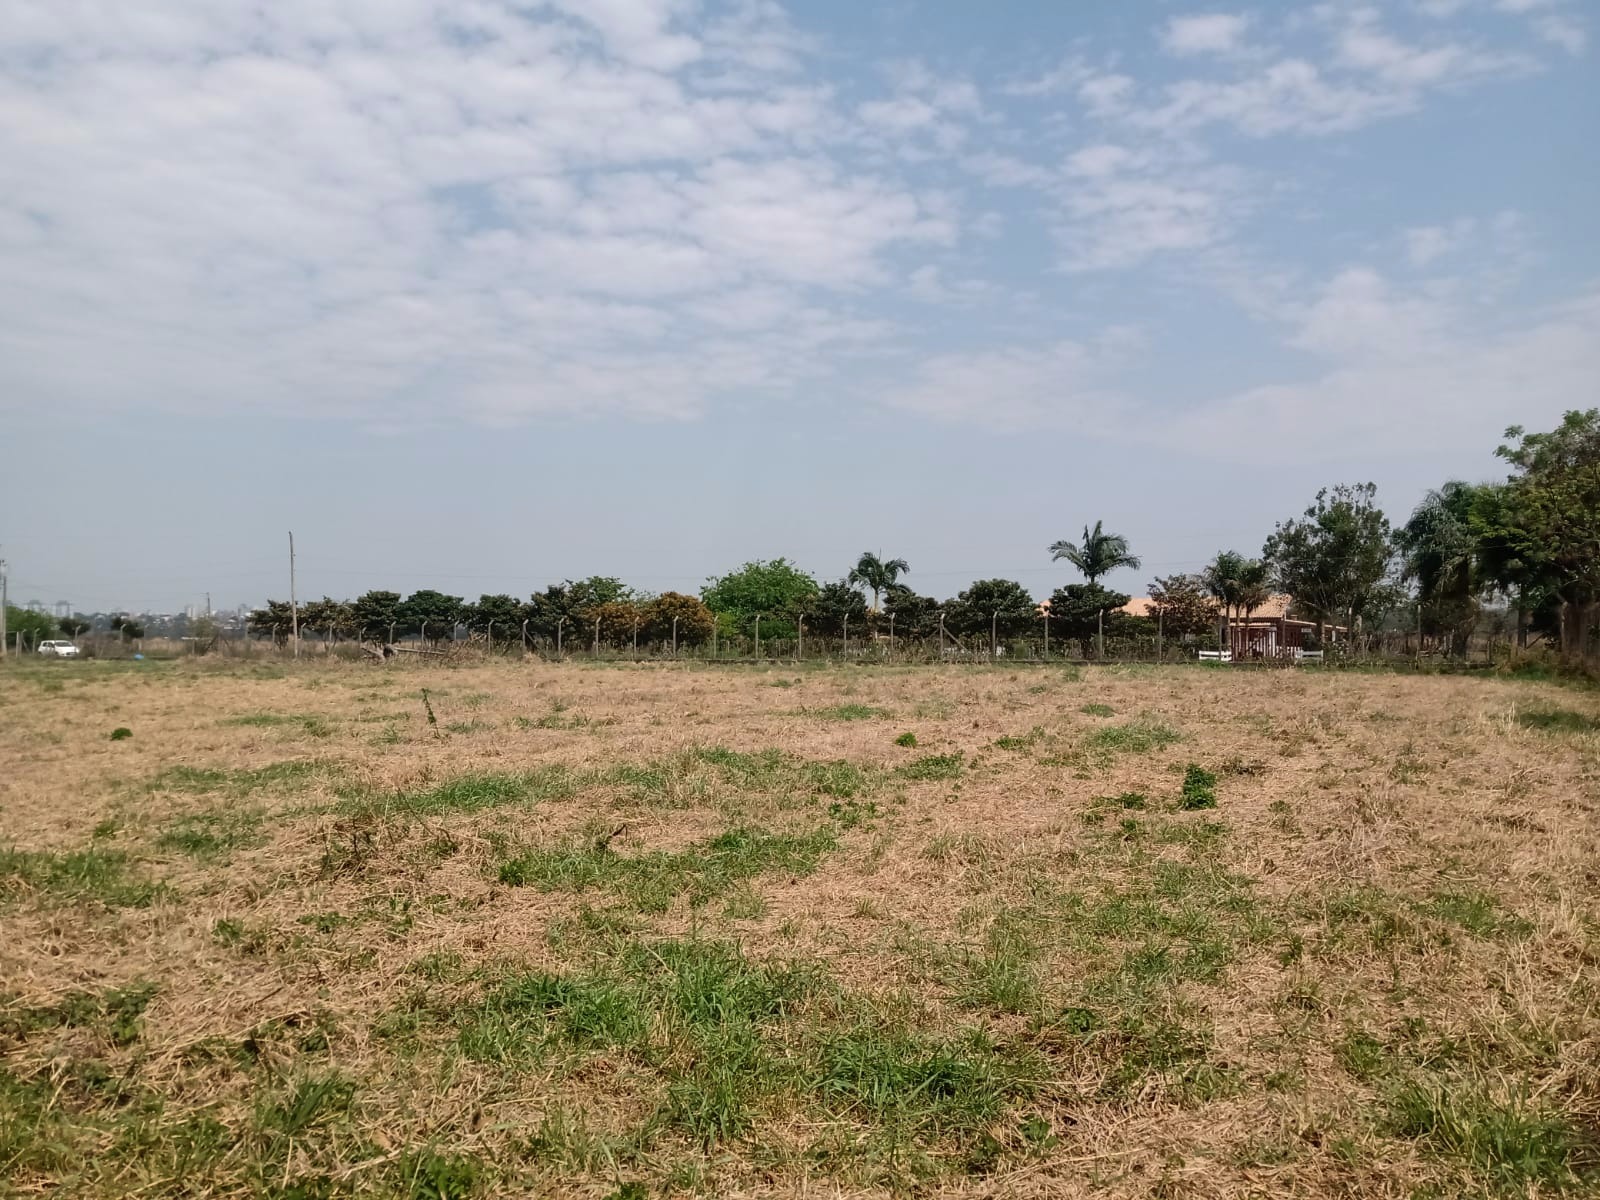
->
xmin=211 ymin=408 xmax=1586 ymax=668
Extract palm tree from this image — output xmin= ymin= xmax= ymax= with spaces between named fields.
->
xmin=1203 ymin=551 xmax=1271 ymax=656
xmin=848 ymin=552 xmax=909 ymax=613
xmin=1398 ymin=481 xmax=1484 ymax=655
xmin=1050 ymin=521 xmax=1141 ymax=584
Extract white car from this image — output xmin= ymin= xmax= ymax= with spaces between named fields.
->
xmin=37 ymin=640 xmax=80 ymax=658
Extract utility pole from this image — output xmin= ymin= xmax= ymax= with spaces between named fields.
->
xmin=0 ymin=552 xmax=8 ymax=659
xmin=288 ymin=532 xmax=300 ymax=659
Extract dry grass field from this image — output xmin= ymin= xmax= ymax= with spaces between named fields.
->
xmin=2 ymin=657 xmax=1598 ymax=1199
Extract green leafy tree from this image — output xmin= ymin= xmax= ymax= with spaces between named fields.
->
xmin=525 ymin=578 xmax=631 ymax=642
xmin=5 ymin=606 xmax=57 ymax=647
xmin=847 ymin=552 xmax=909 ymax=613
xmin=882 ymin=584 xmax=942 ymax=640
xmin=1469 ymin=481 xmax=1560 ymax=650
xmin=58 ymin=616 xmax=92 ymax=638
xmin=1263 ymin=483 xmax=1395 ymax=643
xmin=462 ymin=594 xmax=526 ymax=645
xmin=1050 ymin=520 xmax=1141 ymax=584
xmin=1146 ymin=574 xmax=1217 ymax=642
xmin=396 ymin=590 xmax=463 ymax=642
xmin=1397 ymin=482 xmax=1487 ymax=655
xmin=700 ymin=559 xmax=819 ymax=638
xmin=299 ymin=597 xmax=357 ymax=642
xmin=1202 ymin=552 xmax=1271 ymax=655
xmin=944 ymin=579 xmax=1037 ymax=645
xmin=352 ymin=591 xmax=403 ymax=641
xmin=809 ymin=579 xmax=869 ymax=638
xmin=110 ymin=614 xmax=145 ymax=642
xmin=1047 ymin=583 xmax=1131 ymax=657
xmin=1497 ymin=409 xmax=1600 ymax=666
xmin=247 ymin=600 xmax=296 ymax=646
xmin=641 ymin=592 xmax=715 ymax=646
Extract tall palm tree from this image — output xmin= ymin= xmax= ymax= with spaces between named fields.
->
xmin=1203 ymin=551 xmax=1271 ymax=656
xmin=848 ymin=552 xmax=909 ymax=613
xmin=1050 ymin=521 xmax=1141 ymax=584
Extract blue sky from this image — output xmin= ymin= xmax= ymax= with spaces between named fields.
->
xmin=1 ymin=0 xmax=1595 ymax=613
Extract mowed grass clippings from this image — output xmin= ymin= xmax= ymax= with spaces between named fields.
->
xmin=0 ymin=655 xmax=1597 ymax=1198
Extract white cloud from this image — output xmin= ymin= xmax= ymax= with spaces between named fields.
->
xmin=1168 ymin=278 xmax=1600 ymax=456
xmin=0 ymin=0 xmax=954 ymax=426
xmin=1405 ymin=218 xmax=1476 ymax=266
xmin=1160 ymin=13 xmax=1252 ymax=57
xmin=883 ymin=331 xmax=1143 ymax=430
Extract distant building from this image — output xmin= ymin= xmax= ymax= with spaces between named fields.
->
xmin=1119 ymin=593 xmax=1345 ymax=656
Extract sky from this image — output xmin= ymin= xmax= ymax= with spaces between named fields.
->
xmin=1 ymin=0 xmax=1596 ymax=614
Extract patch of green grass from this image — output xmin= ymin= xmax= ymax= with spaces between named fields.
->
xmin=149 ymin=760 xmax=326 ymax=798
xmin=224 ymin=712 xmax=333 ymax=738
xmin=345 ymin=767 xmax=574 ymax=819
xmin=894 ymin=732 xmax=918 ymax=748
xmin=156 ymin=808 xmax=266 ymax=860
xmin=897 ymin=753 xmax=964 ymax=781
xmin=2 ymin=980 xmax=159 ymax=1047
xmin=955 ymin=911 xmax=1040 ymax=1015
xmin=809 ymin=704 xmax=889 ymax=721
xmin=1335 ymin=1029 xmax=1389 ymax=1081
xmin=109 ymin=727 xmax=132 ymax=741
xmin=1080 ymin=703 xmax=1114 ymax=717
xmin=1516 ymin=708 xmax=1600 ymax=734
xmin=0 ymin=845 xmax=168 ymax=909
xmin=254 ymin=1072 xmax=356 ymax=1140
xmin=498 ymin=825 xmax=837 ymax=912
xmin=444 ymin=720 xmax=494 ymax=734
xmin=1388 ymin=1075 xmax=1598 ymax=1192
xmin=1086 ymin=718 xmax=1182 ymax=755
xmin=1179 ymin=764 xmax=1218 ymax=810
xmin=994 ymin=727 xmax=1045 ymax=751
xmin=398 ymin=1150 xmax=481 ymax=1199
xmin=1425 ymin=890 xmax=1532 ymax=938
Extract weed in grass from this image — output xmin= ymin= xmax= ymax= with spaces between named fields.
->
xmin=897 ymin=752 xmax=964 ymax=781
xmin=0 ymin=845 xmax=167 ymax=908
xmin=1080 ymin=703 xmax=1114 ymax=717
xmin=444 ymin=720 xmax=494 ymax=734
xmin=1179 ymin=764 xmax=1218 ymax=810
xmin=1388 ymin=1075 xmax=1598 ymax=1192
xmin=110 ymin=727 xmax=132 ymax=741
xmin=1087 ymin=719 xmax=1182 ymax=755
xmin=894 ymin=732 xmax=918 ymax=748
xmin=1516 ymin=708 xmax=1600 ymax=734
xmin=156 ymin=807 xmax=265 ymax=860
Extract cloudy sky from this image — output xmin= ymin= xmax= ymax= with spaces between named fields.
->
xmin=2 ymin=0 xmax=1595 ymax=613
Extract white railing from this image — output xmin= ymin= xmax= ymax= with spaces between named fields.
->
xmin=1197 ymin=650 xmax=1233 ymax=662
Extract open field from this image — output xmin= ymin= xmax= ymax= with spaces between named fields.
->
xmin=2 ymin=658 xmax=1597 ymax=1198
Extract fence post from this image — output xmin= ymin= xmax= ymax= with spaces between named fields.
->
xmin=991 ymin=611 xmax=998 ymax=660
xmin=754 ymin=615 xmax=761 ymax=661
xmin=672 ymin=616 xmax=679 ymax=658
xmin=888 ymin=613 xmax=895 ymax=658
xmin=842 ymin=613 xmax=848 ymax=660
xmin=556 ymin=617 xmax=564 ymax=659
xmin=938 ymin=613 xmax=946 ymax=659
xmin=1043 ymin=611 xmax=1049 ymax=660
xmin=487 ymin=620 xmax=493 ymax=654
xmin=633 ymin=618 xmax=639 ymax=661
xmin=796 ymin=614 xmax=803 ymax=661
xmin=521 ymin=619 xmax=529 ymax=654
xmin=594 ymin=616 xmax=601 ymax=659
